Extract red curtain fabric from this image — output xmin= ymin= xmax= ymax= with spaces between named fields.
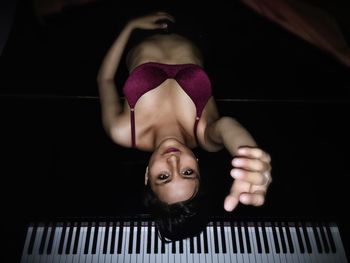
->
xmin=240 ymin=0 xmax=350 ymax=67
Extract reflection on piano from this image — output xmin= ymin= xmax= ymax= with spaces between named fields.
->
xmin=21 ymin=218 xmax=348 ymax=262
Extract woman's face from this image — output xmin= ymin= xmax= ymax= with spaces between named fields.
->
xmin=146 ymin=139 xmax=200 ymax=204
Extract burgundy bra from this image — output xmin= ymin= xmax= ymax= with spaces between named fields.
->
xmin=123 ymin=62 xmax=212 ymax=148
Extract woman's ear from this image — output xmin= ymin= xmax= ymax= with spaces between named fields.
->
xmin=144 ymin=166 xmax=149 ymax=185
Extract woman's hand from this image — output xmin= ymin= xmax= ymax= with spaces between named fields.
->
xmin=224 ymin=146 xmax=272 ymax=212
xmin=127 ymin=12 xmax=175 ymax=31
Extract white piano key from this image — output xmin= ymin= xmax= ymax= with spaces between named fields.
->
xmin=245 ymin=226 xmax=257 ymax=263
xmin=52 ymin=225 xmax=63 ymax=263
xmin=48 ymin=225 xmax=59 ymax=263
xmin=215 ymin=224 xmax=225 ymax=263
xmin=257 ymin=225 xmax=270 ymax=263
xmin=104 ymin=224 xmax=112 ymax=263
xmin=30 ymin=225 xmax=43 ymax=263
xmin=333 ymin=225 xmax=348 ymax=263
xmin=275 ymin=224 xmax=287 ymax=263
xmin=94 ymin=225 xmax=102 ymax=263
xmin=78 ymin=226 xmax=87 ymax=263
xmin=61 ymin=224 xmax=71 ymax=263
xmin=21 ymin=225 xmax=33 ymax=263
xmin=290 ymin=225 xmax=307 ymax=263
xmin=143 ymin=225 xmax=150 ymax=263
xmin=209 ymin=225 xmax=218 ymax=263
xmin=163 ymin=238 xmax=170 ymax=263
xmin=266 ymin=225 xmax=281 ymax=263
xmin=71 ymin=225 xmax=83 ymax=263
xmin=239 ymin=223 xmax=250 ymax=263
xmin=248 ymin=225 xmax=262 ymax=263
xmin=123 ymin=223 xmax=130 ymax=263
xmin=198 ymin=231 xmax=206 ymax=263
xmin=85 ymin=224 xmax=96 ymax=263
xmin=149 ymin=225 xmax=156 ymax=263
xmin=139 ymin=225 xmax=147 ymax=263
xmin=155 ymin=228 xmax=163 ymax=263
xmin=38 ymin=225 xmax=50 ymax=263
xmin=65 ymin=224 xmax=77 ymax=263
xmin=307 ymin=225 xmax=324 ymax=263
xmin=205 ymin=225 xmax=213 ymax=263
xmin=130 ymin=223 xmax=138 ymax=263
xmin=315 ymin=225 xmax=333 ymax=263
xmin=233 ymin=223 xmax=243 ymax=263
xmin=111 ymin=223 xmax=123 ymax=263
xmin=192 ymin=235 xmax=199 ymax=263
xmin=224 ymin=226 xmax=234 ymax=263
xmin=281 ymin=224 xmax=296 ymax=263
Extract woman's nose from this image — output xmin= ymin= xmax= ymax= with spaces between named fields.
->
xmin=166 ymin=154 xmax=179 ymax=164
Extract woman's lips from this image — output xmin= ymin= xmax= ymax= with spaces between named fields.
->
xmin=163 ymin=147 xmax=180 ymax=154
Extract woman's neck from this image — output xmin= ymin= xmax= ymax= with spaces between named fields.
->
xmin=153 ymin=124 xmax=189 ymax=149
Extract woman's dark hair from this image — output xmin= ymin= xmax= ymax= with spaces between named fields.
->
xmin=143 ymin=178 xmax=211 ymax=242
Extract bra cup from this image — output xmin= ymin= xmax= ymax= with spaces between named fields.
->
xmin=175 ymin=67 xmax=212 ymax=115
xmin=123 ymin=65 xmax=168 ymax=108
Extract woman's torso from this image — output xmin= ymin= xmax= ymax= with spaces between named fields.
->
xmin=118 ymin=33 xmax=220 ymax=151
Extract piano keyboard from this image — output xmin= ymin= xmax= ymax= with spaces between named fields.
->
xmin=21 ymin=220 xmax=348 ymax=263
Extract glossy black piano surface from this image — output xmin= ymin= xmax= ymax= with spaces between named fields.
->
xmin=1 ymin=0 xmax=350 ymax=262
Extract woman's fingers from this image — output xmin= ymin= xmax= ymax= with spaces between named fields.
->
xmin=239 ymin=190 xmax=266 ymax=206
xmin=232 ymin=157 xmax=271 ymax=173
xmin=231 ymin=168 xmax=270 ymax=185
xmin=237 ymin=146 xmax=271 ymax=163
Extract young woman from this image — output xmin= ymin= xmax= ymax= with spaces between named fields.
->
xmin=97 ymin=11 xmax=272 ymax=241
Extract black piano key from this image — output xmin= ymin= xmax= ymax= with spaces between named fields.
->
xmin=103 ymin=222 xmax=110 ymax=254
xmin=147 ymin=222 xmax=151 ymax=254
xmin=278 ymin=222 xmax=287 ymax=253
xmin=189 ymin=236 xmax=194 ymax=253
xmin=230 ymin=221 xmax=237 ymax=253
xmin=179 ymin=238 xmax=184 ymax=254
xmin=203 ymin=227 xmax=208 ymax=254
xmin=117 ymin=222 xmax=124 ymax=254
xmin=325 ymin=222 xmax=336 ymax=253
xmin=84 ymin=222 xmax=92 ymax=254
xmin=73 ymin=222 xmax=81 ymax=254
xmin=58 ymin=222 xmax=67 ymax=255
xmin=196 ymin=233 xmax=201 ymax=253
xmin=319 ymin=222 xmax=330 ymax=253
xmin=213 ymin=222 xmax=219 ymax=253
xmin=261 ymin=222 xmax=269 ymax=253
xmin=271 ymin=222 xmax=280 ymax=253
xmin=65 ymin=223 xmax=74 ymax=254
xmin=110 ymin=222 xmax=116 ymax=254
xmin=128 ymin=222 xmax=134 ymax=254
xmin=244 ymin=221 xmax=251 ymax=253
xmin=172 ymin=241 xmax=176 ymax=254
xmin=238 ymin=222 xmax=244 ymax=253
xmin=91 ymin=223 xmax=99 ymax=254
xmin=254 ymin=222 xmax=262 ymax=253
xmin=301 ymin=222 xmax=312 ymax=253
xmin=154 ymin=225 xmax=158 ymax=254
xmin=39 ymin=223 xmax=49 ymax=255
xmin=220 ymin=222 xmax=227 ymax=254
xmin=312 ymin=222 xmax=323 ymax=253
xmin=46 ymin=223 xmax=56 ymax=254
xmin=27 ymin=223 xmax=37 ymax=255
xmin=285 ymin=223 xmax=294 ymax=253
xmin=136 ymin=222 xmax=141 ymax=254
xmin=295 ymin=222 xmax=305 ymax=253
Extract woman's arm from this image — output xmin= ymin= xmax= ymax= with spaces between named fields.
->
xmin=205 ymin=116 xmax=272 ymax=212
xmin=97 ymin=12 xmax=175 ymax=137
xmin=97 ymin=23 xmax=134 ymax=136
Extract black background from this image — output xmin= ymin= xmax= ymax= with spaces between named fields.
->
xmin=1 ymin=0 xmax=350 ymax=261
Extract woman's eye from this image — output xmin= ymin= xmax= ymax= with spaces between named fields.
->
xmin=158 ymin=174 xmax=168 ymax=180
xmin=183 ymin=169 xmax=193 ymax=176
